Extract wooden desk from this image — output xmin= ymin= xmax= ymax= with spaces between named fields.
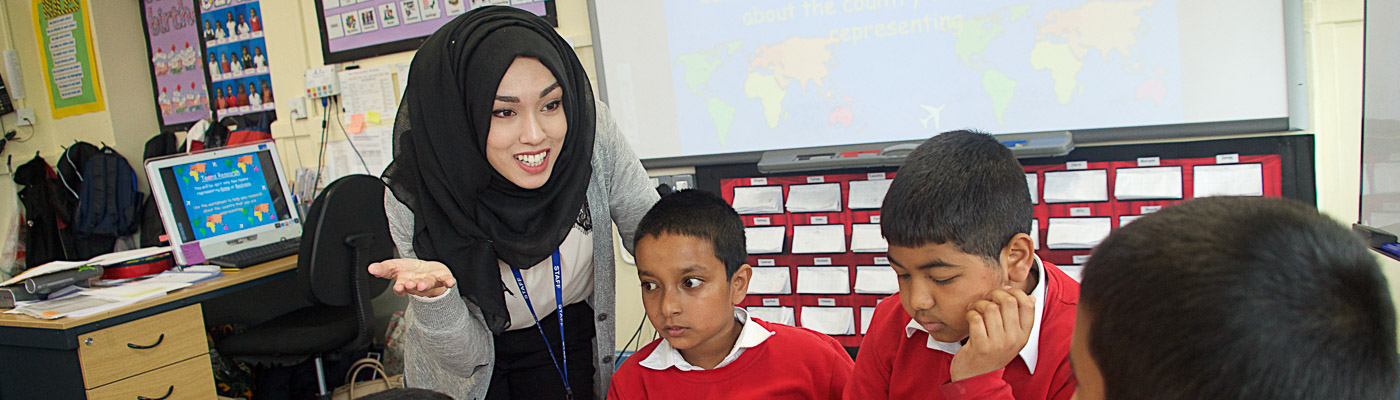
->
xmin=0 ymin=256 xmax=297 ymax=400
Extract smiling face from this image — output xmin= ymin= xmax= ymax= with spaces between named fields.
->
xmin=636 ymin=233 xmax=750 ymax=367
xmin=485 ymin=57 xmax=566 ymax=190
xmin=887 ymin=235 xmax=1033 ymax=343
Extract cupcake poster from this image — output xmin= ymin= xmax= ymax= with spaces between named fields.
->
xmin=143 ymin=0 xmax=209 ymax=125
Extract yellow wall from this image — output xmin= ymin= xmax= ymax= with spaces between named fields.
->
xmin=0 ymin=0 xmax=161 ymax=270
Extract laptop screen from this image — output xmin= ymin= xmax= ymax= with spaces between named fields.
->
xmin=158 ymin=149 xmax=293 ymax=242
xmin=147 ymin=142 xmax=301 ymax=265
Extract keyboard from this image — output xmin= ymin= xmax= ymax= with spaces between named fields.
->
xmin=207 ymin=239 xmax=301 ymax=269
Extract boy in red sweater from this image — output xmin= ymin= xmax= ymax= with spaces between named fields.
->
xmin=847 ymin=130 xmax=1078 ymax=400
xmin=1071 ymin=197 xmax=1398 ymax=400
xmin=608 ymin=190 xmax=853 ymax=399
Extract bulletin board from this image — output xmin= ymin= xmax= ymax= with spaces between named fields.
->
xmin=704 ymin=134 xmax=1315 ymax=348
xmin=141 ymin=0 xmax=277 ymax=132
xmin=141 ymin=0 xmax=211 ymax=130
xmin=200 ymin=0 xmax=276 ymax=120
xmin=314 ymin=0 xmax=556 ymax=65
xmin=33 ymin=0 xmax=105 ymax=118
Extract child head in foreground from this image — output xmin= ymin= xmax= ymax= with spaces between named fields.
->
xmin=880 ymin=129 xmax=1039 ymax=345
xmin=1073 ymin=196 xmax=1398 ymax=400
xmin=632 ymin=189 xmax=753 ymax=367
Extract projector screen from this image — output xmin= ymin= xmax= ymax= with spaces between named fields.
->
xmin=1362 ymin=0 xmax=1400 ymax=234
xmin=592 ymin=0 xmax=1289 ymax=161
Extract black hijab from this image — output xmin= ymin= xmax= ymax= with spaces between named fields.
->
xmin=382 ymin=6 xmax=595 ymax=334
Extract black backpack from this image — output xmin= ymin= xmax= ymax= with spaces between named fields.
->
xmin=74 ymin=146 xmax=144 ymax=240
xmin=140 ymin=132 xmax=180 ymax=247
xmin=57 ymin=141 xmax=99 ymax=208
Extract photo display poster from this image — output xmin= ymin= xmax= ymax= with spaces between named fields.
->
xmin=319 ymin=0 xmax=552 ymax=63
xmin=143 ymin=0 xmax=211 ymax=126
xmin=201 ymin=0 xmax=274 ymax=120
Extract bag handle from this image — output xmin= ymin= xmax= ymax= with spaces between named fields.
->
xmin=344 ymin=358 xmax=388 ymax=384
xmin=345 ymin=358 xmax=393 ymax=398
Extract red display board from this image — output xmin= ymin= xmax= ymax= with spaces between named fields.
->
xmin=720 ymin=154 xmax=1283 ymax=347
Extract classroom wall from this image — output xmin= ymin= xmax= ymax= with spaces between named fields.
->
xmin=0 ymin=0 xmax=1396 ymax=350
xmin=0 ymin=0 xmax=162 ymax=273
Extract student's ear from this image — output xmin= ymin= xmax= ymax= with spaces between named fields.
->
xmin=729 ymin=264 xmax=752 ymax=305
xmin=1000 ymin=233 xmax=1035 ymax=285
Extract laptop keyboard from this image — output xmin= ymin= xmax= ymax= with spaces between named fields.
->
xmin=207 ymin=239 xmax=301 ymax=269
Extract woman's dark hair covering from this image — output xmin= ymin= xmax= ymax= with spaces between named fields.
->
xmin=382 ymin=6 xmax=595 ymax=334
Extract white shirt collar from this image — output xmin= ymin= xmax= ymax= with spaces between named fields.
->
xmin=903 ymin=255 xmax=1049 ymax=374
xmin=639 ymin=307 xmax=775 ymax=371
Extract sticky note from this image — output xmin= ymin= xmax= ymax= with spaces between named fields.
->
xmin=348 ymin=114 xmax=365 ymax=134
xmin=366 ymin=111 xmax=381 ymax=124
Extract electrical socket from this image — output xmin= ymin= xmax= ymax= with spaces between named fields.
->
xmin=289 ymin=97 xmax=308 ymax=120
xmin=15 ymin=108 xmax=34 ymax=126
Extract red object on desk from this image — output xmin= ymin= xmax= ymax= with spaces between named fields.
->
xmin=101 ymin=252 xmax=175 ymax=279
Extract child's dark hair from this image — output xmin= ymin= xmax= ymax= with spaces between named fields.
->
xmin=881 ymin=130 xmax=1032 ymax=261
xmin=635 ymin=189 xmax=747 ymax=278
xmin=1082 ymin=196 xmax=1398 ymax=400
xmin=356 ymin=388 xmax=454 ymax=400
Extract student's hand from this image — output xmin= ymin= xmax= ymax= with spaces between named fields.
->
xmin=368 ymin=258 xmax=457 ymax=298
xmin=949 ymin=286 xmax=1036 ymax=381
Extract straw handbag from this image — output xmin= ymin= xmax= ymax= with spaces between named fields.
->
xmin=331 ymin=358 xmax=405 ymax=400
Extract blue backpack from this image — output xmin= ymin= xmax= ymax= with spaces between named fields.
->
xmin=74 ymin=146 xmax=144 ymax=239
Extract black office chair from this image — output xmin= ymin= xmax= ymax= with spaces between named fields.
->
xmin=217 ymin=174 xmax=393 ymax=399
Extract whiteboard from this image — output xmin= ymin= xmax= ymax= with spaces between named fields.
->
xmin=591 ymin=0 xmax=1290 ymax=161
xmin=1362 ymin=0 xmax=1400 ymax=234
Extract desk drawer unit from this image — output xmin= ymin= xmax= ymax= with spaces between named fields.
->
xmin=77 ymin=305 xmax=209 ymax=389
xmin=85 ymin=354 xmax=215 ymax=400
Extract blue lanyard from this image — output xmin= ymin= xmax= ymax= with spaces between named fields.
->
xmin=510 ymin=250 xmax=571 ymax=399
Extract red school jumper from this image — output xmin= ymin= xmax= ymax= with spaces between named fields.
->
xmin=608 ymin=319 xmax=853 ymax=400
xmin=845 ymin=263 xmax=1080 ymax=400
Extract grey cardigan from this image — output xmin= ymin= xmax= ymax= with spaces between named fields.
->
xmin=383 ymin=101 xmax=658 ymax=400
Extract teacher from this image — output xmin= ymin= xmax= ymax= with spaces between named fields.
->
xmin=369 ymin=6 xmax=658 ymax=400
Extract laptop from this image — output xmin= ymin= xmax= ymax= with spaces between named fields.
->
xmin=146 ymin=141 xmax=302 ymax=268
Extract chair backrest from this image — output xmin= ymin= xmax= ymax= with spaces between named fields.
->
xmin=297 ymin=174 xmax=393 ymax=350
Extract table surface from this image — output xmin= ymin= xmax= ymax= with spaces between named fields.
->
xmin=0 ymin=256 xmax=298 ymax=330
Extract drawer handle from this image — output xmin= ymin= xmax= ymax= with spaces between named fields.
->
xmin=136 ymin=385 xmax=173 ymax=400
xmin=127 ymin=334 xmax=165 ymax=350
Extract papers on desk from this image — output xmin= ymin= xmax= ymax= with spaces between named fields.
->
xmin=748 ymin=267 xmax=792 ymax=295
xmin=745 ymin=226 xmax=786 ymax=254
xmin=732 ymin=186 xmax=784 ymax=214
xmin=1 ymin=246 xmax=172 ymax=287
xmin=791 ymin=225 xmax=846 ymax=254
xmin=854 ymin=266 xmax=898 ymax=294
xmin=1057 ymin=265 xmax=1084 ymax=282
xmin=801 ymin=306 xmax=855 ymax=335
xmin=797 ymin=266 xmax=850 ymax=294
xmin=10 ymin=294 xmax=123 ymax=319
xmin=1043 ymin=170 xmax=1108 ymax=203
xmin=1193 ymin=164 xmax=1263 ymax=197
xmin=140 ymin=265 xmax=224 ymax=285
xmin=1114 ymin=166 xmax=1183 ymax=200
xmin=1 ymin=260 xmax=88 ymax=287
xmin=786 ymin=183 xmax=842 ymax=213
xmin=850 ymin=224 xmax=887 ymax=253
xmin=861 ymin=306 xmax=877 ymax=335
xmin=1046 ymin=217 xmax=1112 ymax=250
xmin=84 ymin=282 xmax=192 ymax=302
xmin=1027 ymin=173 xmax=1039 ymax=204
xmin=848 ymin=179 xmax=892 ymax=210
xmin=747 ymin=306 xmax=795 ymax=326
